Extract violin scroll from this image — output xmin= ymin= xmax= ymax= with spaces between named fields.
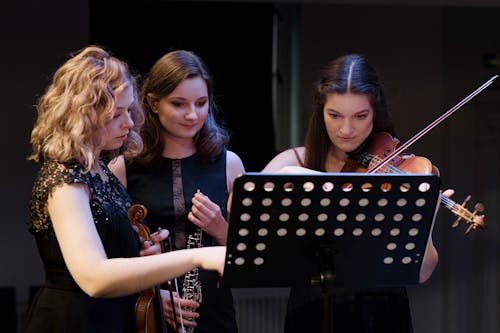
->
xmin=450 ymin=195 xmax=486 ymax=235
xmin=127 ymin=204 xmax=169 ymax=333
xmin=128 ymin=204 xmax=151 ymax=242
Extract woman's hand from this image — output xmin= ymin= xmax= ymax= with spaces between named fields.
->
xmin=160 ymin=289 xmax=200 ymax=331
xmin=188 ymin=191 xmax=228 ymax=245
xmin=442 ymin=188 xmax=455 ymax=198
xmin=138 ymin=228 xmax=170 ymax=256
xmin=191 ymin=246 xmax=226 ymax=275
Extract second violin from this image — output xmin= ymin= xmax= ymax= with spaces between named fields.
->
xmin=128 ymin=204 xmax=171 ymax=333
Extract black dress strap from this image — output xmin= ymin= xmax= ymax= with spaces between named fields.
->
xmin=292 ymin=148 xmax=305 ymax=167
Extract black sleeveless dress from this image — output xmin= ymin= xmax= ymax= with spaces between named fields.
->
xmin=22 ymin=160 xmax=140 ymax=333
xmin=126 ymin=152 xmax=238 ymax=333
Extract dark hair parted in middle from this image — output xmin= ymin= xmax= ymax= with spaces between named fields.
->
xmin=304 ymin=54 xmax=396 ymax=170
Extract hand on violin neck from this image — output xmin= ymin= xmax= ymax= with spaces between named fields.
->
xmin=442 ymin=188 xmax=455 ymax=198
xmin=139 ymin=228 xmax=170 ymax=256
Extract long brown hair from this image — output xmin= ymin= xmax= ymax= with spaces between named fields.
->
xmin=135 ymin=50 xmax=228 ymax=166
xmin=304 ymin=54 xmax=396 ymax=171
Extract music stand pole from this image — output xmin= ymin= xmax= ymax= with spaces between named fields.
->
xmin=310 ymin=243 xmax=336 ymax=332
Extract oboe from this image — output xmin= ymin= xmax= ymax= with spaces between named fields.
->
xmin=181 ymin=227 xmax=203 ymax=333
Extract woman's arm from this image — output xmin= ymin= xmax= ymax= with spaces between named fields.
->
xmin=49 ymin=183 xmax=225 ymax=298
xmin=226 ymin=150 xmax=245 ymax=195
xmin=419 ymin=236 xmax=438 ymax=283
xmin=419 ymin=188 xmax=454 ymax=283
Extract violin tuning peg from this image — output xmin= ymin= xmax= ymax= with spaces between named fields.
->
xmin=473 ymin=214 xmax=487 ymax=230
xmin=461 ymin=195 xmax=471 ymax=206
xmin=474 ymin=202 xmax=485 ymax=214
xmin=452 ymin=218 xmax=461 ymax=228
xmin=465 ymin=224 xmax=474 ymax=235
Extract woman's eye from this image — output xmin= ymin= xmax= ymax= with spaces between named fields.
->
xmin=196 ymin=100 xmax=208 ymax=108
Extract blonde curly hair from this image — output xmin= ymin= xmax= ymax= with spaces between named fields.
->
xmin=28 ymin=45 xmax=144 ymax=172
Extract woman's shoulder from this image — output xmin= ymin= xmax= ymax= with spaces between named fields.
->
xmin=261 ymin=146 xmax=305 ymax=172
xmin=290 ymin=146 xmax=306 ymax=159
xmin=226 ymin=150 xmax=243 ymax=165
xmin=107 ymin=155 xmax=127 ymax=187
xmin=226 ymin=150 xmax=245 ymax=178
xmin=31 ymin=160 xmax=90 ymax=213
xmin=38 ymin=160 xmax=88 ymax=185
xmin=280 ymin=146 xmax=305 ymax=158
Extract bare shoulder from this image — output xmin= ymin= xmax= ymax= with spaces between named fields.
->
xmin=107 ymin=155 xmax=127 ymax=188
xmin=262 ymin=146 xmax=305 ymax=172
xmin=226 ymin=150 xmax=244 ymax=167
xmin=226 ymin=150 xmax=246 ymax=194
xmin=226 ymin=150 xmax=245 ymax=172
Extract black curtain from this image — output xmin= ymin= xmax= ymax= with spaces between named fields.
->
xmin=89 ymin=0 xmax=276 ymax=171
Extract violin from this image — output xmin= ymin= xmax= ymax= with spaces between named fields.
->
xmin=128 ymin=204 xmax=171 ymax=333
xmin=340 ymin=74 xmax=498 ymax=233
xmin=342 ymin=132 xmax=486 ymax=234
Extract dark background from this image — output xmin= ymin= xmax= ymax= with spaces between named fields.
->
xmin=2 ymin=1 xmax=499 ymax=332
xmin=89 ymin=1 xmax=277 ymax=171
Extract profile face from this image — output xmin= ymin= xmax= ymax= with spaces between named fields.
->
xmin=102 ymin=85 xmax=135 ymax=151
xmin=323 ymin=92 xmax=374 ymax=156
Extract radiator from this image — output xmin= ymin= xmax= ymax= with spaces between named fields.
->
xmin=232 ymin=288 xmax=289 ymax=333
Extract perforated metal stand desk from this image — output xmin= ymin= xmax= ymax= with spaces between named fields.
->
xmin=222 ymin=172 xmax=441 ymax=332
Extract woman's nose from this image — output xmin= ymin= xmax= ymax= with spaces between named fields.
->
xmin=339 ymin=120 xmax=353 ymax=135
xmin=123 ymin=112 xmax=134 ymax=128
xmin=184 ymin=104 xmax=198 ymax=120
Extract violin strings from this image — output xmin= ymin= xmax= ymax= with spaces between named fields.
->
xmin=367 ymin=155 xmax=411 ymax=175
xmin=367 ymin=154 xmax=472 ymax=220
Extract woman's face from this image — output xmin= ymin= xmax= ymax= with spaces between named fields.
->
xmin=102 ymin=85 xmax=135 ymax=151
xmin=151 ymin=76 xmax=209 ymax=141
xmin=323 ymin=92 xmax=374 ymax=156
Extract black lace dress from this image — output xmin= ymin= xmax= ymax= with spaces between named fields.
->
xmin=22 ymin=160 xmax=141 ymax=333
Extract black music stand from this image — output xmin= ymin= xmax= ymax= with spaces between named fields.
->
xmin=222 ymin=172 xmax=441 ymax=332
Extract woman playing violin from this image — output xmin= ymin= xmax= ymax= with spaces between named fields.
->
xmin=262 ymin=54 xmax=452 ymax=333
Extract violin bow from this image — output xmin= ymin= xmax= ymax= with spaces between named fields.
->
xmin=367 ymin=75 xmax=497 ymax=233
xmin=368 ymin=75 xmax=498 ymax=173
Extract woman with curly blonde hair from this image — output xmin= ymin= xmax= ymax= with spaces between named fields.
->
xmin=23 ymin=45 xmax=226 ymax=333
